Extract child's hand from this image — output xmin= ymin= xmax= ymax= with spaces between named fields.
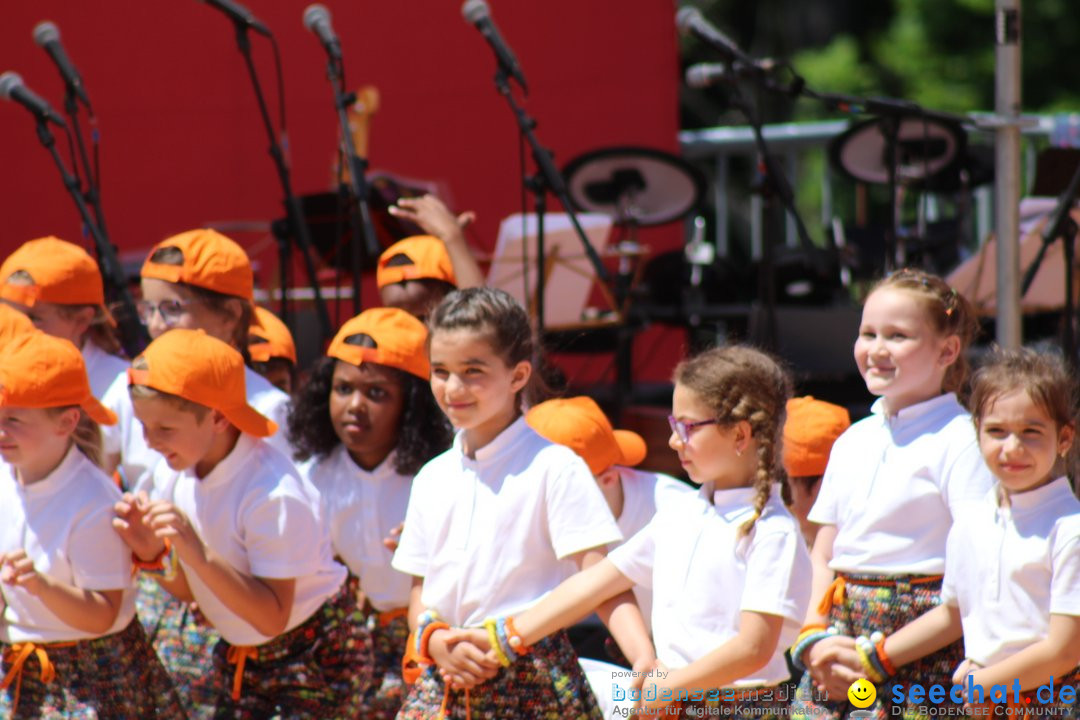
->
xmin=428 ymin=628 xmax=500 ymax=690
xmin=383 ymin=522 xmax=404 ymax=552
xmin=635 ymin=664 xmax=678 ymax=713
xmin=0 ymin=549 xmax=46 ymax=595
xmin=113 ymin=491 xmax=166 ymax=561
xmin=145 ymin=502 xmax=203 ymax=562
xmin=389 ymin=195 xmax=475 ymax=243
xmin=951 ymin=657 xmax=982 ymax=688
xmin=807 ymin=634 xmax=862 ymax=698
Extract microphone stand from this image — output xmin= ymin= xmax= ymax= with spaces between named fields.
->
xmin=230 ymin=23 xmax=331 ymax=345
xmin=491 ymin=64 xmax=609 ymax=331
xmin=323 ymin=54 xmax=381 ymax=315
xmin=32 ymin=117 xmax=149 ymax=357
xmin=62 ymin=88 xmax=109 ymax=240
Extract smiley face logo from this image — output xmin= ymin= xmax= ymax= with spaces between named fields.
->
xmin=848 ymin=678 xmax=876 ymax=708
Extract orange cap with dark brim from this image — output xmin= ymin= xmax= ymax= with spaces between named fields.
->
xmin=327 ymin=307 xmax=430 ymax=380
xmin=526 ymin=396 xmax=646 ymax=475
xmin=0 ymin=331 xmax=117 ymax=425
xmin=376 ymin=235 xmax=457 ymax=289
xmin=0 ymin=236 xmax=106 ymax=307
xmin=140 ymin=229 xmax=254 ymax=300
xmin=249 ymin=306 xmax=297 ymax=364
xmin=128 ymin=328 xmax=276 ymax=438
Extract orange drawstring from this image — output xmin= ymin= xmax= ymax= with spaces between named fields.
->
xmin=817 ymin=577 xmax=846 ymax=616
xmin=1 ymin=641 xmax=74 ymax=714
xmin=226 ymin=645 xmax=258 ymax=701
xmin=438 ymin=684 xmax=471 ymax=720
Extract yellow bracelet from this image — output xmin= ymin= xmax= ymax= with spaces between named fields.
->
xmin=854 ymin=642 xmax=885 ymax=684
xmin=484 ymin=619 xmax=511 ymax=667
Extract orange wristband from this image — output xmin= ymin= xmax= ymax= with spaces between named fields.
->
xmin=132 ymin=538 xmax=171 ymax=572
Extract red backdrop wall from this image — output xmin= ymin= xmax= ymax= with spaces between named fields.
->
xmin=0 ymin=0 xmax=686 ymax=384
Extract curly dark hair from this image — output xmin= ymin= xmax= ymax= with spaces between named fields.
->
xmin=287 ymin=357 xmax=452 ymax=475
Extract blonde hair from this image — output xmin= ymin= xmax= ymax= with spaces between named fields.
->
xmin=5 ymin=269 xmax=124 ymax=357
xmin=674 ymin=345 xmax=792 ymax=537
xmin=47 ymin=407 xmax=104 ymax=469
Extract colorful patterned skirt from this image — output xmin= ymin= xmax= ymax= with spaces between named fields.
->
xmin=791 ymin=572 xmax=963 ymax=720
xmin=210 ymin=581 xmax=374 ymax=719
xmin=360 ymin=599 xmax=411 ymax=720
xmin=136 ymin=572 xmax=222 ymax=719
xmin=0 ymin=618 xmax=186 ymax=719
xmin=396 ymin=630 xmax=603 ymax=720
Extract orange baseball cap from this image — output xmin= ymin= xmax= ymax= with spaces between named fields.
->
xmin=327 ymin=307 xmax=430 ymax=380
xmin=249 ymin=306 xmax=297 ymax=364
xmin=526 ymin=396 xmax=647 ymax=475
xmin=128 ymin=328 xmax=276 ymax=437
xmin=0 ymin=303 xmax=35 ymax=342
xmin=141 ymin=229 xmax=254 ymax=300
xmin=376 ymin=235 xmax=457 ymax=289
xmin=0 ymin=236 xmax=105 ymax=307
xmin=783 ymin=396 xmax=851 ymax=478
xmin=0 ymin=331 xmax=116 ymax=425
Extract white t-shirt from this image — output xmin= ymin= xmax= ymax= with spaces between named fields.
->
xmin=305 ymin=445 xmax=413 ymax=611
xmin=81 ymin=340 xmax=128 ymax=400
xmin=392 ymin=416 xmax=623 ymax=628
xmin=613 ymin=467 xmax=693 ymax=632
xmin=102 ymin=364 xmax=293 ymax=493
xmin=941 ymin=479 xmax=1080 ymax=666
xmin=0 ymin=446 xmax=137 ymax=643
xmin=610 ymin=485 xmax=811 ymax=685
xmin=809 ymin=393 xmax=994 ymax=574
xmin=150 ymin=433 xmax=346 ymax=646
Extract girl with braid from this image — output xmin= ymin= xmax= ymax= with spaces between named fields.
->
xmin=791 ymin=269 xmax=994 ymax=720
xmin=481 ymin=345 xmax=812 ymax=718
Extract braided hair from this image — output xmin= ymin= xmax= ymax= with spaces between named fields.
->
xmin=674 ymin=345 xmax=793 ymax=537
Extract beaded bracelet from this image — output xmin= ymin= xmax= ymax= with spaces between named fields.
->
xmin=494 ymin=617 xmax=519 ymax=663
xmin=504 ymin=616 xmax=531 ymax=655
xmin=854 ymin=637 xmax=886 ymax=684
xmin=859 ymin=632 xmax=894 ymax=681
xmin=791 ymin=626 xmax=837 ymax=671
xmin=134 ymin=539 xmax=178 ymax=582
xmin=483 ymin=619 xmax=512 ymax=667
xmin=874 ymin=635 xmax=897 ymax=677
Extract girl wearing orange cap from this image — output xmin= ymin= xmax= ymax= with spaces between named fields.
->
xmin=112 ymin=329 xmax=366 ymax=717
xmin=485 ymin=346 xmax=811 ymax=718
xmin=0 ymin=236 xmax=128 ymax=398
xmin=792 ymin=270 xmax=994 ymax=720
xmin=391 ymin=287 xmax=624 ymax=719
xmin=288 ymin=307 xmax=452 ymax=719
xmin=0 ymin=332 xmax=183 ymax=718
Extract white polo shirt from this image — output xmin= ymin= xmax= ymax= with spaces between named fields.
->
xmin=609 ymin=485 xmax=811 ymax=686
xmin=151 ymin=433 xmax=346 ymax=647
xmin=392 ymin=417 xmax=623 ymax=628
xmin=102 ymin=364 xmax=294 ymax=493
xmin=809 ymin=393 xmax=994 ymax=574
xmin=0 ymin=447 xmax=137 ymax=643
xmin=306 ymin=445 xmax=413 ymax=611
xmin=941 ymin=478 xmax=1080 ymax=666
xmin=81 ymin=340 xmax=128 ymax=400
xmin=613 ymin=467 xmax=693 ymax=632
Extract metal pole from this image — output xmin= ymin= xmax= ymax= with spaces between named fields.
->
xmin=994 ymin=0 xmax=1023 ymax=348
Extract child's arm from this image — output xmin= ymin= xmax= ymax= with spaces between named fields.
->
xmin=0 ymin=550 xmax=122 ymax=634
xmin=144 ymin=500 xmax=296 ymax=637
xmin=638 ymin=611 xmax=783 ymax=712
xmin=113 ymin=492 xmax=195 ymax=602
xmin=966 ymin=614 xmax=1080 ymax=691
xmin=804 ymin=523 xmax=837 ymax=627
xmin=388 ymin=195 xmax=485 ymax=289
xmin=407 ymin=576 xmax=499 ymax=690
xmin=883 ymin=602 xmax=964 ymax=669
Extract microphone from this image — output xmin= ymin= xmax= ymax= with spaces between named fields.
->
xmin=461 ymin=0 xmax=528 ymax=93
xmin=32 ymin=21 xmax=90 ymax=110
xmin=200 ymin=0 xmax=272 ymax=37
xmin=676 ymin=7 xmax=757 ymax=69
xmin=0 ymin=71 xmax=66 ymax=127
xmin=303 ymin=4 xmax=341 ymax=61
xmin=685 ymin=60 xmax=780 ymax=88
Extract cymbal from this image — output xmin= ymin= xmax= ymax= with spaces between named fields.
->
xmin=562 ymin=145 xmax=705 ymax=226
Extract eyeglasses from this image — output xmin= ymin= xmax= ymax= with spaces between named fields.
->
xmin=667 ymin=414 xmax=720 ymax=444
xmin=136 ymin=298 xmax=194 ymax=327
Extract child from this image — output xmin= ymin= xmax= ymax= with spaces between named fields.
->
xmin=391 ymin=287 xmax=625 ymax=718
xmin=0 ymin=236 xmax=127 ymax=397
xmin=288 ymin=306 xmax=452 ymax=719
xmin=0 ymin=331 xmax=183 ymax=718
xmin=855 ymin=348 xmax=1079 ymax=714
xmin=101 ymin=228 xmax=293 ymax=492
xmin=0 ymin=303 xmax=34 ymax=344
xmin=249 ymin=305 xmax=297 ymax=394
xmin=792 ymin=269 xmax=995 ymax=720
xmin=780 ymin=397 xmax=851 ymax=546
xmin=112 ymin=328 xmax=368 ymax=717
xmin=492 ymin=345 xmax=812 ymax=718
